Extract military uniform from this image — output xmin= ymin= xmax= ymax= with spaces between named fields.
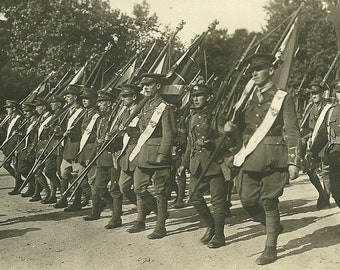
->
xmin=83 ymin=90 xmax=120 ymax=223
xmin=313 ymin=79 xmax=340 ymax=208
xmin=1 ymin=100 xmax=25 ymax=194
xmin=181 ymin=84 xmax=228 ymax=248
xmin=12 ymin=102 xmax=41 ymax=200
xmin=36 ymin=95 xmax=65 ymax=204
xmin=300 ymin=83 xmax=331 ymax=209
xmin=104 ymin=85 xmax=143 ymax=230
xmin=129 ymin=73 xmax=176 ymax=239
xmin=231 ymin=53 xmax=300 ymax=265
xmin=65 ymin=89 xmax=99 ymax=211
xmin=54 ymin=85 xmax=84 ymax=209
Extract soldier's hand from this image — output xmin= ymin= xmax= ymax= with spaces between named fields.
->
xmin=177 ymin=166 xmax=185 ymax=176
xmin=288 ymin=164 xmax=299 ymax=180
xmin=224 ymin=121 xmax=236 ymax=133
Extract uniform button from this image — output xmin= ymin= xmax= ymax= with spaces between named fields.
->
xmin=198 ymin=116 xmax=201 ymax=118
xmin=258 ymin=104 xmax=261 ymax=107
xmin=197 ymin=124 xmax=200 ymax=127
xmin=255 ymin=124 xmax=258 ymax=127
xmin=256 ymin=114 xmax=259 ymax=117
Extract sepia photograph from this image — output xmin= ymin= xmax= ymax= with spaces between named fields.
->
xmin=0 ymin=0 xmax=339 ymax=269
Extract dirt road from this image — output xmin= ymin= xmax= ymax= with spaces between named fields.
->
xmin=0 ymin=165 xmax=339 ymax=270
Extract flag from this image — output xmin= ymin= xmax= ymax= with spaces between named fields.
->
xmin=272 ymin=18 xmax=299 ymax=91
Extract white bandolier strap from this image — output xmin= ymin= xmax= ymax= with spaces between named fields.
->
xmin=38 ymin=115 xmax=52 ymax=139
xmin=24 ymin=121 xmax=37 ymax=149
xmin=129 ymin=102 xmax=167 ymax=162
xmin=78 ymin=113 xmax=100 ymax=153
xmin=67 ymin=108 xmax=83 ymax=130
xmin=119 ymin=116 xmax=139 ymax=157
xmin=309 ymin=103 xmax=333 ymax=150
xmin=6 ymin=114 xmax=20 ymax=140
xmin=1 ymin=114 xmax=21 ymax=148
xmin=233 ymin=90 xmax=287 ymax=167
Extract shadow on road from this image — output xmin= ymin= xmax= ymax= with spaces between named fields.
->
xmin=278 ymin=222 xmax=340 ymax=259
xmin=0 ymin=208 xmax=92 ymax=226
xmin=0 ymin=227 xmax=41 ymax=240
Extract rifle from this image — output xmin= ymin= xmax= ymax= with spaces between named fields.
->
xmin=62 ymin=96 xmax=150 ymax=202
xmin=18 ymin=108 xmax=83 ymax=192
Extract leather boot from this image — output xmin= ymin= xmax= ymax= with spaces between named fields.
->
xmin=105 ymin=194 xmax=123 ymax=229
xmin=208 ymin=213 xmax=226 ymax=248
xmin=42 ymin=196 xmax=57 ymax=204
xmin=123 ymin=189 xmax=137 ymax=205
xmin=255 ymin=246 xmax=277 ymax=265
xmin=54 ymin=197 xmax=68 ymax=208
xmin=8 ymin=176 xmax=24 ymax=195
xmin=64 ymin=188 xmax=82 ymax=212
xmin=147 ymin=195 xmax=168 ymax=239
xmin=139 ymin=190 xmax=157 ymax=214
xmin=127 ymin=196 xmax=148 ymax=233
xmin=127 ymin=221 xmax=145 ymax=233
xmin=83 ymin=195 xmax=101 ymax=221
xmin=81 ymin=178 xmax=92 ymax=207
xmin=193 ymin=202 xmax=215 ymax=244
xmin=101 ymin=190 xmax=114 ymax=211
xmin=174 ymin=175 xmax=186 ymax=208
xmin=29 ymin=179 xmax=43 ymax=201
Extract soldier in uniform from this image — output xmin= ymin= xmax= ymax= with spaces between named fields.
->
xmin=225 ymin=53 xmax=300 ymax=265
xmin=127 ymin=73 xmax=176 ymax=239
xmin=312 ymin=78 xmax=340 ymax=208
xmin=105 ymin=84 xmax=142 ymax=229
xmin=39 ymin=95 xmax=65 ymax=204
xmin=300 ymin=83 xmax=331 ymax=209
xmin=29 ymin=97 xmax=52 ymax=202
xmin=54 ymin=85 xmax=84 ymax=209
xmin=65 ymin=88 xmax=98 ymax=212
xmin=16 ymin=102 xmax=40 ymax=201
xmin=83 ymin=90 xmax=118 ymax=222
xmin=177 ymin=84 xmax=228 ymax=248
xmin=1 ymin=100 xmax=24 ymax=195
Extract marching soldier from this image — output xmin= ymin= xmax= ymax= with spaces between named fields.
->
xmin=54 ymin=85 xmax=84 ymax=209
xmin=225 ymin=53 xmax=300 ymax=265
xmin=38 ymin=95 xmax=65 ymax=204
xmin=127 ymin=73 xmax=176 ymax=239
xmin=1 ymin=100 xmax=24 ymax=195
xmin=312 ymin=78 xmax=340 ymax=208
xmin=30 ymin=97 xmax=53 ymax=202
xmin=16 ymin=102 xmax=40 ymax=201
xmin=177 ymin=84 xmax=228 ymax=248
xmin=65 ymin=88 xmax=98 ymax=211
xmin=300 ymin=83 xmax=331 ymax=209
xmin=106 ymin=84 xmax=143 ymax=229
xmin=83 ymin=90 xmax=118 ymax=222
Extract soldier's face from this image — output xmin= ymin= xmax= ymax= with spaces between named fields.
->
xmin=35 ymin=105 xmax=44 ymax=115
xmin=82 ymin=98 xmax=95 ymax=108
xmin=311 ymin=93 xmax=321 ymax=104
xmin=50 ymin=102 xmax=61 ymax=112
xmin=121 ymin=95 xmax=136 ymax=107
xmin=97 ymin=100 xmax=111 ymax=112
xmin=65 ymin=94 xmax=77 ymax=106
xmin=23 ymin=110 xmax=33 ymax=118
xmin=192 ymin=94 xmax=208 ymax=109
xmin=6 ymin=107 xmax=14 ymax=115
xmin=142 ymin=82 xmax=159 ymax=97
xmin=251 ymin=66 xmax=273 ymax=87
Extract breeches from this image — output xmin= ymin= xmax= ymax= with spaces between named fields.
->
xmin=134 ymin=167 xmax=170 ymax=196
